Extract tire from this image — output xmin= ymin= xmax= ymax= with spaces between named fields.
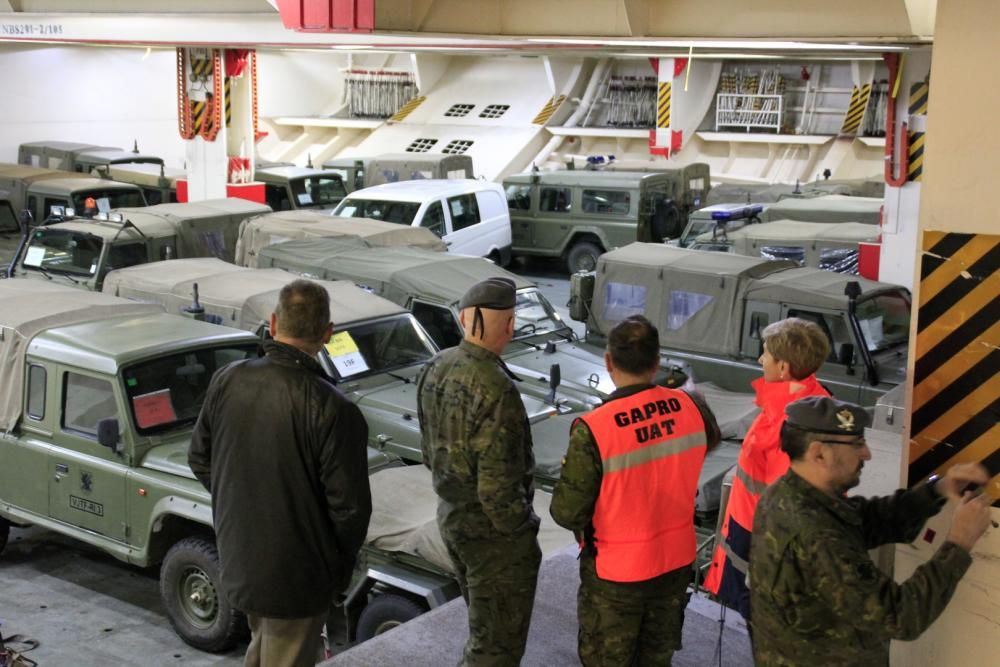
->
xmin=487 ymin=250 xmax=502 ymax=266
xmin=566 ymin=241 xmax=602 ymax=274
xmin=160 ymin=536 xmax=243 ymax=653
xmin=0 ymin=516 xmax=9 ymax=555
xmin=356 ymin=593 xmax=427 ymax=642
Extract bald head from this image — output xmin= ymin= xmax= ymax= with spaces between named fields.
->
xmin=459 ymin=305 xmax=515 ymax=355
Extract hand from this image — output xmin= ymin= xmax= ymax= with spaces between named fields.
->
xmin=947 ymin=491 xmax=993 ymax=552
xmin=935 ymin=463 xmax=990 ymax=501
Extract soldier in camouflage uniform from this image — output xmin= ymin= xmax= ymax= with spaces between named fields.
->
xmin=551 ymin=315 xmax=720 ymax=666
xmin=417 ymin=277 xmax=541 ymax=667
xmin=751 ymin=395 xmax=993 ymax=666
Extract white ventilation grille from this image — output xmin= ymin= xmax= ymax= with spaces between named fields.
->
xmin=479 ymin=104 xmax=510 ymax=119
xmin=442 ymin=140 xmax=474 ymax=155
xmin=444 ymin=104 xmax=475 ymax=118
xmin=406 ymin=138 xmax=439 ymax=153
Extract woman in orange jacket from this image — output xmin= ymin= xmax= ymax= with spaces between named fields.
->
xmin=703 ymin=318 xmax=831 ymax=623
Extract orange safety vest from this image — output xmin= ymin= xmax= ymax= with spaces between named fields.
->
xmin=704 ymin=375 xmax=829 ymax=594
xmin=580 ymin=386 xmax=708 ymax=583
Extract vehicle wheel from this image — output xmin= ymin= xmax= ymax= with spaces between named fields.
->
xmin=487 ymin=250 xmax=502 ymax=266
xmin=566 ymin=241 xmax=602 ymax=273
xmin=0 ymin=516 xmax=9 ymax=555
xmin=160 ymin=536 xmax=243 ymax=653
xmin=356 ymin=593 xmax=427 ymax=641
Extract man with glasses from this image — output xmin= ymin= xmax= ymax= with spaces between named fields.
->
xmin=750 ymin=396 xmax=992 ymax=666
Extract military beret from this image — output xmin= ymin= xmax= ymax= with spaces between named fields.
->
xmin=784 ymin=396 xmax=870 ymax=436
xmin=459 ymin=277 xmax=516 ymax=310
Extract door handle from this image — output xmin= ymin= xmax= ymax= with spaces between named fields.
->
xmin=54 ymin=462 xmax=68 ymax=482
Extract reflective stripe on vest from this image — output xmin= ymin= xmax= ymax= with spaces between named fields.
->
xmin=581 ymin=386 xmax=707 ymax=583
xmin=735 ymin=462 xmax=768 ymax=497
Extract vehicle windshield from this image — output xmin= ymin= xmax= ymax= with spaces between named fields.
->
xmin=289 ymin=176 xmax=347 ymax=208
xmin=123 ymin=344 xmax=258 ymax=435
xmin=322 ymin=314 xmax=435 ymax=382
xmin=22 ymin=228 xmax=104 ymax=276
xmin=334 ymin=198 xmax=421 ymax=226
xmin=72 ymin=189 xmax=146 ymax=212
xmin=513 ymin=289 xmax=572 ymax=340
xmin=856 ymin=290 xmax=911 ymax=352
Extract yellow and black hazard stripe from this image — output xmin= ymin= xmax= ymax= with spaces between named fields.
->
xmin=224 ymin=78 xmax=232 ymax=127
xmin=192 ymin=99 xmax=207 ymax=134
xmin=190 ymin=58 xmax=212 ymax=82
xmin=840 ymin=83 xmax=872 ymax=135
xmin=907 ymin=79 xmax=930 ymax=182
xmin=390 ymin=96 xmax=427 ymax=122
xmin=909 ymin=231 xmax=1000 ymax=498
xmin=657 ymin=81 xmax=671 ymax=129
xmin=532 ymin=95 xmax=566 ymax=125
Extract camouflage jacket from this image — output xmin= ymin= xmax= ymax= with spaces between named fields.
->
xmin=417 ymin=340 xmax=539 ymax=542
xmin=750 ymin=470 xmax=972 ymax=666
xmin=550 ymin=383 xmax=720 ymax=549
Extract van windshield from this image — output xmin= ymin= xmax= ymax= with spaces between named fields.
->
xmin=72 ymin=189 xmax=146 ymax=211
xmin=123 ymin=344 xmax=258 ymax=435
xmin=23 ymin=228 xmax=103 ymax=276
xmin=289 ymin=176 xmax=347 ymax=208
xmin=334 ymin=199 xmax=421 ymax=226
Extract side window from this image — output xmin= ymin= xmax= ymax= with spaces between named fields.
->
xmin=411 ymin=301 xmax=463 ymax=349
xmin=27 ymin=364 xmax=46 ymax=420
xmin=787 ymin=309 xmax=848 ymax=363
xmin=539 ymin=187 xmax=571 ymax=213
xmin=603 ymin=282 xmax=646 ymax=322
xmin=582 ymin=189 xmax=631 ymax=215
xmin=666 ymin=291 xmax=714 ymax=331
xmin=447 ymin=194 xmax=481 ymax=231
xmin=421 ymin=201 xmax=446 ymax=237
xmin=43 ymin=198 xmax=66 ymax=219
xmin=505 ymin=184 xmax=533 ymax=211
xmin=63 ymin=372 xmax=117 ymax=438
xmin=354 ymin=169 xmax=365 ymax=191
xmin=0 ymin=205 xmax=17 ymax=233
xmin=143 ymin=187 xmax=163 ymax=206
xmin=264 ymin=184 xmax=291 ymax=211
xmin=27 ymin=196 xmax=37 ymax=217
xmin=106 ymin=243 xmax=148 ymax=271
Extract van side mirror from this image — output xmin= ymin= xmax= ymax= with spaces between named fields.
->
xmin=97 ymin=418 xmax=120 ymax=451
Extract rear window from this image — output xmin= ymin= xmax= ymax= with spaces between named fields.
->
xmin=666 ymin=291 xmax=713 ymax=330
xmin=603 ymin=282 xmax=647 ymax=322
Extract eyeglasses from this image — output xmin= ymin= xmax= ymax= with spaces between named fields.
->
xmin=818 ymin=438 xmax=867 ymax=448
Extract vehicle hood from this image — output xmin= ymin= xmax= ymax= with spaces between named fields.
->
xmin=139 ymin=434 xmax=198 ymax=480
xmin=504 ymin=340 xmax=614 ymax=404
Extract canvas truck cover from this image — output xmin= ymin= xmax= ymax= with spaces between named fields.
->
xmin=366 ymin=465 xmax=574 ymax=575
xmin=103 ymin=258 xmax=405 ymax=331
xmin=259 ymin=240 xmax=533 ymax=307
xmin=592 ymin=243 xmax=795 ymax=356
xmin=761 ymin=195 xmax=882 ymax=224
xmin=0 ymin=280 xmax=162 ymax=432
xmin=700 ymin=220 xmax=878 ymax=251
xmin=234 ymin=210 xmax=447 ymax=267
xmin=114 ymin=198 xmax=271 ymax=262
xmin=742 ymin=266 xmax=905 ymax=311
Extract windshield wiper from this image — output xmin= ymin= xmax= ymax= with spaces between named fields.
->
xmin=28 ymin=264 xmax=54 ymax=280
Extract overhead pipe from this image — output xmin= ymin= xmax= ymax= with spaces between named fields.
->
xmin=530 ymin=58 xmax=610 ymax=169
xmin=883 ymin=53 xmax=908 ymax=187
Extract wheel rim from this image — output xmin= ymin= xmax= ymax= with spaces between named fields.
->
xmin=374 ymin=619 xmax=402 ymax=636
xmin=577 ymin=252 xmax=597 ymax=272
xmin=177 ymin=565 xmax=219 ymax=629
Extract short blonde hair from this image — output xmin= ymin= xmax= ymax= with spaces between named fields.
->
xmin=762 ymin=318 xmax=830 ymax=380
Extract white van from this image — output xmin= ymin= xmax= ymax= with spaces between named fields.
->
xmin=331 ymin=179 xmax=512 ymax=263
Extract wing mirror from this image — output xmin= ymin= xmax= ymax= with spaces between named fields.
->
xmin=97 ymin=418 xmax=120 ymax=451
xmin=838 ymin=343 xmax=856 ymax=375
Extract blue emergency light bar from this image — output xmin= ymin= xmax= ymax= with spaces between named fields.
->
xmin=711 ymin=204 xmax=764 ymax=221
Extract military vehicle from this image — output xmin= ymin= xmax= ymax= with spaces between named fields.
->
xmin=571 ymin=243 xmax=910 ymax=406
xmin=18 ymin=140 xmax=164 ymax=174
xmin=687 ymin=219 xmax=878 ymax=273
xmin=108 ymin=163 xmax=185 ymax=205
xmin=503 ymin=164 xmax=711 ymax=273
xmin=760 ymin=194 xmax=882 ymax=224
xmin=0 ymin=199 xmax=19 ymax=271
xmin=0 ymin=281 xmax=265 ymax=651
xmin=255 ymin=166 xmax=348 ymax=211
xmin=675 ymin=202 xmax=766 ymax=248
xmin=322 ymin=153 xmax=475 ymax=193
xmin=8 ymin=198 xmax=271 ymax=290
xmin=0 ymin=163 xmax=147 ymax=224
xmin=704 ymin=176 xmax=885 ymax=206
xmin=233 ymin=209 xmax=446 ymax=268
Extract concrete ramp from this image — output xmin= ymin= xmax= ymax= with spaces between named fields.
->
xmin=325 ymin=547 xmax=753 ymax=667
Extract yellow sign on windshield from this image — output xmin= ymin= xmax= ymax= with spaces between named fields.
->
xmin=326 ymin=331 xmax=359 ymax=357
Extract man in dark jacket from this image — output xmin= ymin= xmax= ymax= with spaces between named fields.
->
xmin=190 ymin=279 xmax=372 ymax=667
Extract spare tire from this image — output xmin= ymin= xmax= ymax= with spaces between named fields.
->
xmin=356 ymin=593 xmax=427 ymax=642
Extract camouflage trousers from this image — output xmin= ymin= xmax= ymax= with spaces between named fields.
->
xmin=443 ymin=528 xmax=542 ymax=667
xmin=577 ymin=554 xmax=692 ymax=667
